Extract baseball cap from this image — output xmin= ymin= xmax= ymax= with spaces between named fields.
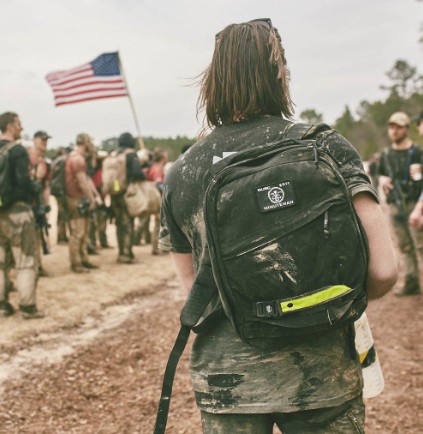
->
xmin=33 ymin=130 xmax=51 ymax=139
xmin=388 ymin=112 xmax=410 ymax=127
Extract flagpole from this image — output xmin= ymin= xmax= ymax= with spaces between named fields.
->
xmin=117 ymin=51 xmax=145 ymax=149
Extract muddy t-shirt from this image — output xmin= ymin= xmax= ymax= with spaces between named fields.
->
xmin=159 ymin=116 xmax=377 ymax=414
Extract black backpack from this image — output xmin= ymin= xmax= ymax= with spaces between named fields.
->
xmin=50 ymin=155 xmax=67 ymax=197
xmin=154 ymin=123 xmax=369 ymax=433
xmin=0 ymin=141 xmax=17 ymax=209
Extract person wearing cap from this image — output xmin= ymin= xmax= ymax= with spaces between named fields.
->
xmin=27 ymin=130 xmax=52 ymax=277
xmin=110 ymin=132 xmax=146 ymax=264
xmin=0 ymin=112 xmax=45 ymax=319
xmin=65 ymin=133 xmax=100 ymax=273
xmin=378 ymin=111 xmax=423 ymax=296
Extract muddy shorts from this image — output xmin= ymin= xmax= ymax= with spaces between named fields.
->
xmin=200 ymin=395 xmax=365 ymax=434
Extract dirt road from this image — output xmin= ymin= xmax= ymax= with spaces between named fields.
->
xmin=0 ymin=236 xmax=422 ymax=433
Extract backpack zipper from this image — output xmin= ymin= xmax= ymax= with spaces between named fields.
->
xmin=308 ymin=142 xmax=319 ymax=167
xmin=323 ymin=210 xmax=330 ymax=238
xmin=346 ymin=411 xmax=364 ymax=434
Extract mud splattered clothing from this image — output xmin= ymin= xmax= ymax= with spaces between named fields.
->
xmin=0 ymin=203 xmax=38 ymax=307
xmin=0 ymin=141 xmax=38 ymax=312
xmin=159 ymin=116 xmax=377 ymax=415
xmin=201 ymin=395 xmax=365 ymax=434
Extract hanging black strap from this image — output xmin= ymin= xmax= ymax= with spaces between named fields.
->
xmin=402 ymin=144 xmax=416 ymax=183
xmin=153 ymin=324 xmax=191 ymax=434
xmin=153 ymin=261 xmax=218 ymax=434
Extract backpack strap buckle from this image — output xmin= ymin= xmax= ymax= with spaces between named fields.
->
xmin=255 ymin=301 xmax=279 ymax=318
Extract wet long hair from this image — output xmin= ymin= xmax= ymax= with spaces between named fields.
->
xmin=197 ymin=21 xmax=294 ymax=132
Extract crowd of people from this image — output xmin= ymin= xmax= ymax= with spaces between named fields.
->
xmin=1 ymin=19 xmax=421 ymax=434
xmin=0 ymin=111 xmax=170 ymax=320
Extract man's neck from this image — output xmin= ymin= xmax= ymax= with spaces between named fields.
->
xmin=392 ymin=138 xmax=413 ymax=150
xmin=34 ymin=145 xmax=45 ymax=158
xmin=1 ymin=132 xmax=14 ymax=142
xmin=75 ymin=145 xmax=86 ymax=157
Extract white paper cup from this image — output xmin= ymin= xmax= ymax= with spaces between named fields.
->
xmin=410 ymin=164 xmax=422 ymax=181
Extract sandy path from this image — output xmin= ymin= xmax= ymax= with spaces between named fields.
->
xmin=0 ymin=201 xmax=422 ymax=433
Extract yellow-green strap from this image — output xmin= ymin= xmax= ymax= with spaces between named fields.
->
xmin=280 ymin=285 xmax=353 ymax=313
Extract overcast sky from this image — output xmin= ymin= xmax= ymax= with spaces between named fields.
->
xmin=1 ymin=0 xmax=422 ymax=147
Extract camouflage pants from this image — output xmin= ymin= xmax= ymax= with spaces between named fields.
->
xmin=201 ymin=396 xmax=364 ymax=434
xmin=67 ymin=197 xmax=90 ymax=267
xmin=56 ymin=196 xmax=69 ymax=243
xmin=89 ymin=207 xmax=109 ymax=248
xmin=35 ymin=230 xmax=44 ymax=270
xmin=0 ymin=202 xmax=38 ymax=307
xmin=389 ymin=202 xmax=423 ymax=293
xmin=111 ymin=195 xmax=134 ymax=258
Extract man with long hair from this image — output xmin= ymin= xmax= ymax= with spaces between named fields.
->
xmin=159 ymin=20 xmax=397 ymax=433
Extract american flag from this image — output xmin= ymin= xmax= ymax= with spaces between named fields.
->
xmin=46 ymin=52 xmax=128 ymax=107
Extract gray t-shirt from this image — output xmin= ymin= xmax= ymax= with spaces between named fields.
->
xmin=159 ymin=116 xmax=377 ymax=414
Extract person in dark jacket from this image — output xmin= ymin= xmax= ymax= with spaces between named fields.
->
xmin=112 ymin=132 xmax=146 ymax=264
xmin=0 ymin=112 xmax=45 ymax=319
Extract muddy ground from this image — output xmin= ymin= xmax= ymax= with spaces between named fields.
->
xmin=0 ymin=211 xmax=422 ymax=433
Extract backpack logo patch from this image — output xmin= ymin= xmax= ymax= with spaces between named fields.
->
xmin=268 ymin=187 xmax=285 ymax=204
xmin=256 ymin=181 xmax=296 ymax=212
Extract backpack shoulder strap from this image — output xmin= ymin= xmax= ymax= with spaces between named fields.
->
xmin=0 ymin=141 xmax=17 ymax=154
xmin=284 ymin=122 xmax=331 ymax=141
xmin=283 ymin=122 xmax=313 ymax=140
xmin=153 ymin=324 xmax=191 ymax=434
xmin=154 ymin=260 xmax=218 ymax=434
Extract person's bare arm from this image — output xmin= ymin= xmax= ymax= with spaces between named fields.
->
xmin=353 ymin=192 xmax=398 ymax=299
xmin=43 ymin=181 xmax=51 ymax=208
xmin=171 ymin=252 xmax=195 ymax=294
xmin=88 ymin=178 xmax=102 ymax=205
xmin=409 ymin=199 xmax=423 ymax=228
xmin=378 ymin=175 xmax=393 ymax=195
xmin=75 ymin=172 xmax=96 ymax=202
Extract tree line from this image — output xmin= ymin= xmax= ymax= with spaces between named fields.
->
xmin=301 ymin=60 xmax=423 ymax=160
xmin=47 ymin=60 xmax=423 ymax=163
